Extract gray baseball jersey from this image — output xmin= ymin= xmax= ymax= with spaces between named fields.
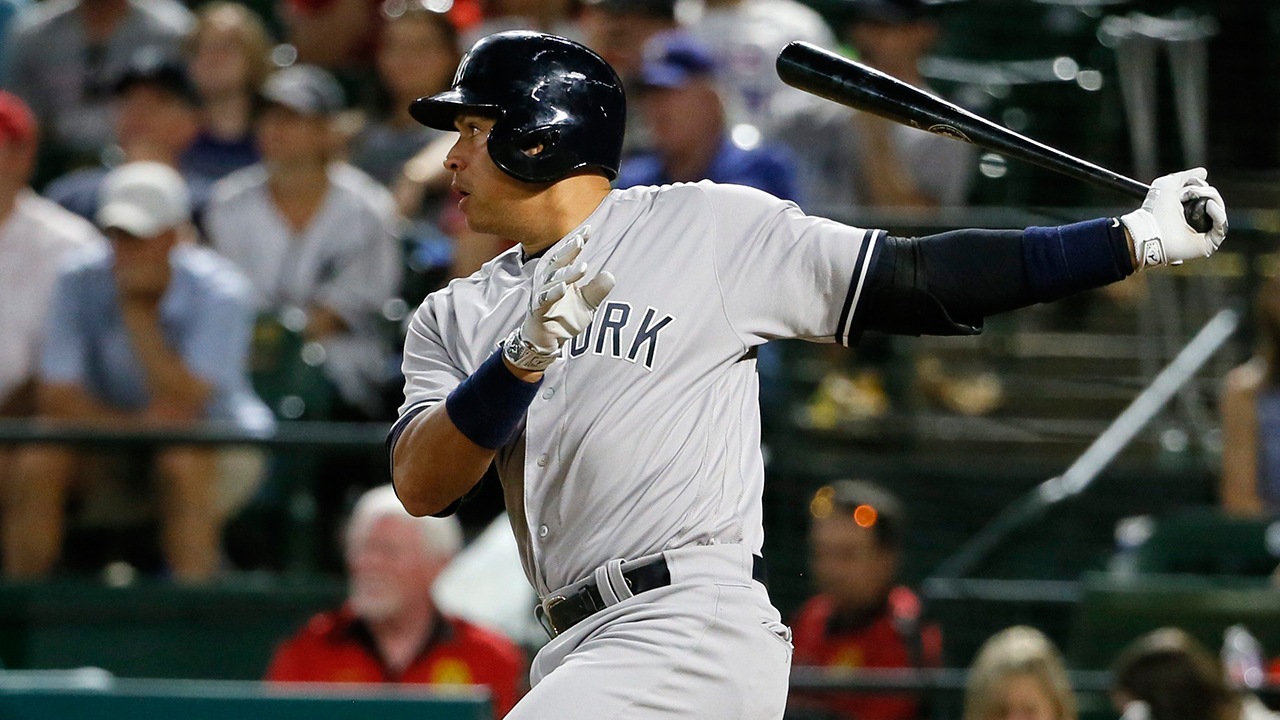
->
xmin=206 ymin=162 xmax=403 ymax=416
xmin=396 ymin=180 xmax=879 ymax=595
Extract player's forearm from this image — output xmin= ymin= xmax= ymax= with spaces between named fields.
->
xmin=391 ymin=350 xmax=543 ymax=516
xmin=858 ymin=219 xmax=1133 ymax=336
xmin=392 ymin=402 xmax=496 ymax=516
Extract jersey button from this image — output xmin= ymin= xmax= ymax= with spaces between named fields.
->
xmin=536 ymin=454 xmax=549 ymax=467
xmin=542 ymin=388 xmax=555 ymax=400
xmin=538 ymin=525 xmax=549 ymax=538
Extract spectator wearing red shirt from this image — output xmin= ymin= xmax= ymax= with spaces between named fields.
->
xmin=789 ymin=480 xmax=942 ymax=720
xmin=266 ymin=484 xmax=525 ymax=717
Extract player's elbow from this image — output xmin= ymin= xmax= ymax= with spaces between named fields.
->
xmin=389 ymin=403 xmax=486 ymax=517
xmin=398 ymin=493 xmax=441 ymax=518
xmin=391 ymin=465 xmax=454 ymax=517
xmin=396 ymin=484 xmax=452 ymax=517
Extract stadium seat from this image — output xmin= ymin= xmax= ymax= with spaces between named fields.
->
xmin=1128 ymin=507 xmax=1280 ymax=576
xmin=0 ymin=580 xmax=344 ymax=678
xmin=1068 ymin=572 xmax=1280 ymax=669
xmin=250 ymin=312 xmax=336 ymax=422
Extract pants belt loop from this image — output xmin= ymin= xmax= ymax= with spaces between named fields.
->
xmin=606 ymin=559 xmax=634 ymax=603
xmin=593 ymin=559 xmax=624 ymax=607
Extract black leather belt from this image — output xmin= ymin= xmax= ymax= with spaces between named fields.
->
xmin=536 ymin=554 xmax=768 ymax=638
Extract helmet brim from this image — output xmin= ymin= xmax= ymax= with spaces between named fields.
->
xmin=409 ymin=89 xmax=502 ymax=131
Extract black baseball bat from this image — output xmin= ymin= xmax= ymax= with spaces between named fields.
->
xmin=776 ymin=42 xmax=1211 ymax=233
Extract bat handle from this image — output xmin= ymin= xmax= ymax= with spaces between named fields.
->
xmin=1184 ymin=197 xmax=1212 ymax=234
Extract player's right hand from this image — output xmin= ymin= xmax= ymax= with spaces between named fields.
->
xmin=521 ymin=226 xmax=615 ymax=357
xmin=1121 ymin=168 xmax=1228 ymax=270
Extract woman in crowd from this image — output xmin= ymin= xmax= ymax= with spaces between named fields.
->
xmin=379 ymin=3 xmax=509 ymax=285
xmin=463 ymin=0 xmax=581 ymax=46
xmin=185 ymin=2 xmax=274 ymax=182
xmin=1221 ymin=277 xmax=1280 ymax=516
xmin=963 ymin=626 xmax=1078 ymax=720
xmin=1112 ymin=628 xmax=1276 ymax=720
xmin=349 ymin=0 xmax=460 ymax=186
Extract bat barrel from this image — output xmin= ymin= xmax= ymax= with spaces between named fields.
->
xmin=775 ymin=42 xmax=1151 ymax=200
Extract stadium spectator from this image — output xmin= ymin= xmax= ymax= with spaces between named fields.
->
xmin=266 ymin=484 xmax=525 ymax=717
xmin=350 ymin=1 xmax=460 ymax=186
xmin=279 ymin=0 xmax=377 ymax=70
xmin=779 ymin=0 xmax=973 ymax=211
xmin=183 ymin=2 xmax=272 ymax=182
xmin=1111 ymin=628 xmax=1276 ymax=720
xmin=2 ymin=162 xmax=272 ymax=582
xmin=789 ymin=480 xmax=942 ymax=720
xmin=42 ymin=53 xmax=209 ymax=226
xmin=963 ymin=626 xmax=1077 ymax=720
xmin=1221 ymin=277 xmax=1280 ymax=515
xmin=2 ymin=0 xmax=193 ymax=162
xmin=0 ymin=0 xmax=29 ymax=85
xmin=356 ymin=2 xmax=508 ymax=292
xmin=462 ymin=0 xmax=581 ymax=48
xmin=686 ymin=0 xmax=835 ymax=140
xmin=277 ymin=0 xmax=477 ymax=73
xmin=0 ymin=92 xmax=105 ymax=499
xmin=205 ymin=65 xmax=403 ymax=418
xmin=616 ymin=31 xmax=799 ymax=202
xmin=579 ymin=0 xmax=677 ymax=156
xmin=787 ymin=0 xmax=986 ymax=433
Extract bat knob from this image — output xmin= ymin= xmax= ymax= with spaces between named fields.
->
xmin=1183 ymin=197 xmax=1212 ymax=234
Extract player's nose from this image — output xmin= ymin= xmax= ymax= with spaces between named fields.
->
xmin=444 ymin=140 xmax=467 ymax=172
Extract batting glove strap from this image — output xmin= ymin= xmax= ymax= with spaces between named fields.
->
xmin=1120 ymin=208 xmax=1166 ymax=270
xmin=502 ymin=326 xmax=559 ymax=372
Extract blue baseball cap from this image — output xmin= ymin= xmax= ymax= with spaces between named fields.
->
xmin=638 ymin=31 xmax=716 ymax=90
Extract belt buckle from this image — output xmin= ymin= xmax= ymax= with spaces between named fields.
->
xmin=536 ymin=595 xmax=567 ymax=638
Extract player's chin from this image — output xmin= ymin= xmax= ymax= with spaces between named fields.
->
xmin=462 ymin=205 xmax=500 ymax=236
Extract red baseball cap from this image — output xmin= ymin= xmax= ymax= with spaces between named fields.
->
xmin=0 ymin=91 xmax=36 ymax=145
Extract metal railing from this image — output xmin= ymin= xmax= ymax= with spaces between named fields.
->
xmin=931 ymin=307 xmax=1242 ymax=581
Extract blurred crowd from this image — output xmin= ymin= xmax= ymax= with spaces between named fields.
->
xmin=1 ymin=0 xmax=1278 ymax=717
xmin=0 ymin=0 xmax=975 ymax=584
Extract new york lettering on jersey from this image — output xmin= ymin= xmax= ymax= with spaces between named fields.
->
xmin=399 ymin=181 xmax=878 ymax=594
xmin=567 ymin=302 xmax=675 ymax=370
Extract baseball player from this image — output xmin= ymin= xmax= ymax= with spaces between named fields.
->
xmin=388 ymin=31 xmax=1227 ymax=719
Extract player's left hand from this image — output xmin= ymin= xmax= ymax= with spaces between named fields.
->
xmin=523 ymin=226 xmax=615 ymax=355
xmin=1121 ymin=167 xmax=1228 ymax=270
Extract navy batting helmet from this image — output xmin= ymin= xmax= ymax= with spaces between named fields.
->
xmin=410 ymin=31 xmax=627 ymax=184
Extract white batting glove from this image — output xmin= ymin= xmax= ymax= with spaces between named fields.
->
xmin=1121 ymin=167 xmax=1228 ymax=270
xmin=502 ymin=226 xmax=615 ymax=372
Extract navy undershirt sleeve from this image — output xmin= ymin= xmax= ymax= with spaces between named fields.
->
xmin=857 ymin=218 xmax=1134 ymax=338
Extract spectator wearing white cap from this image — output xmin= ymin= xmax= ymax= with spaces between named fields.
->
xmin=205 ymin=65 xmax=403 ymax=418
xmin=2 ymin=161 xmax=272 ymax=582
xmin=267 ymin=485 xmax=526 ymax=717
